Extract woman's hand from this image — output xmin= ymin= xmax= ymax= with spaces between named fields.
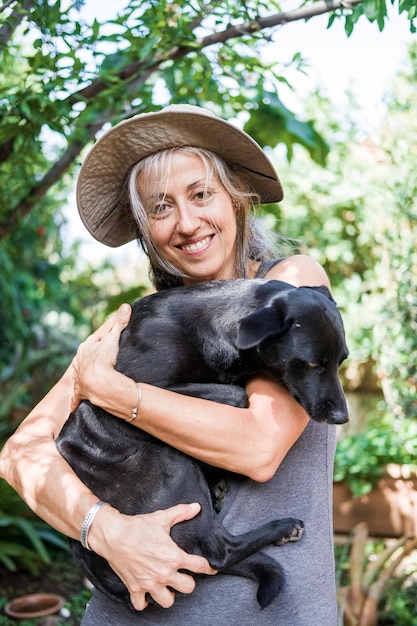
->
xmin=88 ymin=502 xmax=216 ymax=610
xmin=70 ymin=304 xmax=132 ymax=413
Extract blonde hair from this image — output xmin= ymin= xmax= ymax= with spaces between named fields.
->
xmin=121 ymin=147 xmax=276 ymax=290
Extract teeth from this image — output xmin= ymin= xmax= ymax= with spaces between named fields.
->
xmin=181 ymin=236 xmax=211 ymax=252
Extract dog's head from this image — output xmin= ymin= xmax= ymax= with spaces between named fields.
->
xmin=236 ymin=284 xmax=349 ymax=425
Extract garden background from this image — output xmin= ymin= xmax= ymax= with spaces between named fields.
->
xmin=0 ymin=0 xmax=416 ymax=624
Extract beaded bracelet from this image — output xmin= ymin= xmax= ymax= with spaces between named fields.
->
xmin=126 ymin=382 xmax=142 ymax=423
xmin=80 ymin=501 xmax=109 ymax=550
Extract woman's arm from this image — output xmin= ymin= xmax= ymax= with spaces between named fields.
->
xmin=0 ymin=361 xmax=214 ymax=611
xmin=0 ymin=366 xmax=95 ymax=530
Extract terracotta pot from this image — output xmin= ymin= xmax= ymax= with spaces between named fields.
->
xmin=4 ymin=593 xmax=65 ymax=619
xmin=333 ymin=477 xmax=417 ymax=537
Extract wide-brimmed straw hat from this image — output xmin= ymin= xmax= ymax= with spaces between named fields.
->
xmin=76 ymin=104 xmax=284 ymax=247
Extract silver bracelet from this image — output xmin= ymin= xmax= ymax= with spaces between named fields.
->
xmin=80 ymin=501 xmax=109 ymax=550
xmin=126 ymin=382 xmax=142 ymax=423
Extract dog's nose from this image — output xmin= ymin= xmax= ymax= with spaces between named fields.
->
xmin=327 ymin=410 xmax=349 ymax=425
xmin=311 ymin=401 xmax=349 ymax=425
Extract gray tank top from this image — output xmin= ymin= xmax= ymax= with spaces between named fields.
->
xmin=81 ymin=262 xmax=338 ymax=625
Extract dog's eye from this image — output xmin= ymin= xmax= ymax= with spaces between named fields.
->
xmin=292 ymin=359 xmax=319 ymax=371
xmin=305 ymin=358 xmax=328 ymax=371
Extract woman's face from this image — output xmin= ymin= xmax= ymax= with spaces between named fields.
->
xmin=139 ymin=152 xmax=238 ymax=283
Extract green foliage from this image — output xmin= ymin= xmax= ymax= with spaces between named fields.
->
xmin=379 ymin=581 xmax=417 ymax=625
xmin=334 ymin=413 xmax=417 ymax=496
xmin=243 ymin=90 xmax=330 ymax=163
xmin=330 ymin=0 xmax=416 ymax=34
xmin=0 ymin=201 xmax=116 ymax=438
xmin=371 ymin=58 xmax=417 ymax=421
xmin=0 ymin=479 xmax=69 ymax=574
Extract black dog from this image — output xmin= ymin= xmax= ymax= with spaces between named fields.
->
xmin=57 ymin=279 xmax=348 ymax=610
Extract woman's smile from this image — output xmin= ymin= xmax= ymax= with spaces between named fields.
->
xmin=177 ymin=235 xmax=213 ymax=255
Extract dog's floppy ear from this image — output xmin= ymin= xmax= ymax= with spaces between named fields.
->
xmin=236 ymin=306 xmax=289 ymax=350
xmin=307 ymin=285 xmax=335 ymax=303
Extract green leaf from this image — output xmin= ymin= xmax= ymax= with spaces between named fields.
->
xmin=12 ymin=517 xmax=51 ymax=562
xmin=243 ymin=92 xmax=329 ymax=165
xmin=364 ymin=0 xmax=381 ymax=20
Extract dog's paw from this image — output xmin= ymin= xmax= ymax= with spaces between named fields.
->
xmin=212 ymin=478 xmax=229 ymax=513
xmin=274 ymin=520 xmax=305 ymax=546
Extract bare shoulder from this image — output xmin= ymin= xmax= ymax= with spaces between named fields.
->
xmin=265 ymin=254 xmax=331 ymax=289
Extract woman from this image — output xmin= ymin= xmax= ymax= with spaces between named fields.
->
xmin=0 ymin=104 xmax=338 ymax=624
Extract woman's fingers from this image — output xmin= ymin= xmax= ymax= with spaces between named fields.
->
xmin=126 ymin=504 xmax=215 ymax=609
xmin=92 ymin=503 xmax=216 ymax=611
xmin=157 ymin=503 xmax=217 ymax=575
xmin=89 ymin=303 xmax=132 ymax=342
xmin=164 ymin=501 xmax=201 ymax=525
xmin=70 ymin=304 xmax=132 ymax=411
xmin=88 ymin=303 xmax=132 ymax=350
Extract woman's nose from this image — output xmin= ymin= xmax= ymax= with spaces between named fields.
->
xmin=175 ymin=203 xmax=202 ymax=234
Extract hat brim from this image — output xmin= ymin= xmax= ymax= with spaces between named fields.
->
xmin=76 ymin=106 xmax=284 ymax=247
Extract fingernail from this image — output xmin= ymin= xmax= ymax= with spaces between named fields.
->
xmin=119 ymin=303 xmax=130 ymax=318
xmin=189 ymin=503 xmax=200 ymax=512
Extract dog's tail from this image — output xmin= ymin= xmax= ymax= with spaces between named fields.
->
xmin=223 ymin=553 xmax=286 ymax=609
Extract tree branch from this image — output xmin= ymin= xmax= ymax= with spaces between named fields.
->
xmin=0 ymin=0 xmax=18 ymax=12
xmin=199 ymin=0 xmax=365 ymax=46
xmin=67 ymin=0 xmax=364 ymax=106
xmin=0 ymin=0 xmax=35 ymax=52
xmin=0 ymin=119 xmax=103 ymax=238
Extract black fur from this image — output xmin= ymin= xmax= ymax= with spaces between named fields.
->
xmin=57 ymin=279 xmax=348 ymax=610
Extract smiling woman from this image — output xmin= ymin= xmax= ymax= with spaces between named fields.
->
xmin=1 ymin=104 xmax=339 ymax=626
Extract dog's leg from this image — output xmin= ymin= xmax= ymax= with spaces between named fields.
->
xmin=173 ymin=516 xmax=304 ymax=609
xmin=165 ymin=382 xmax=248 ymax=407
xmin=198 ymin=517 xmax=304 ymax=572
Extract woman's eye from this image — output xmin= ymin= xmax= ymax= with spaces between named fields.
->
xmin=149 ymin=204 xmax=173 ymax=219
xmin=194 ymin=189 xmax=212 ymax=202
